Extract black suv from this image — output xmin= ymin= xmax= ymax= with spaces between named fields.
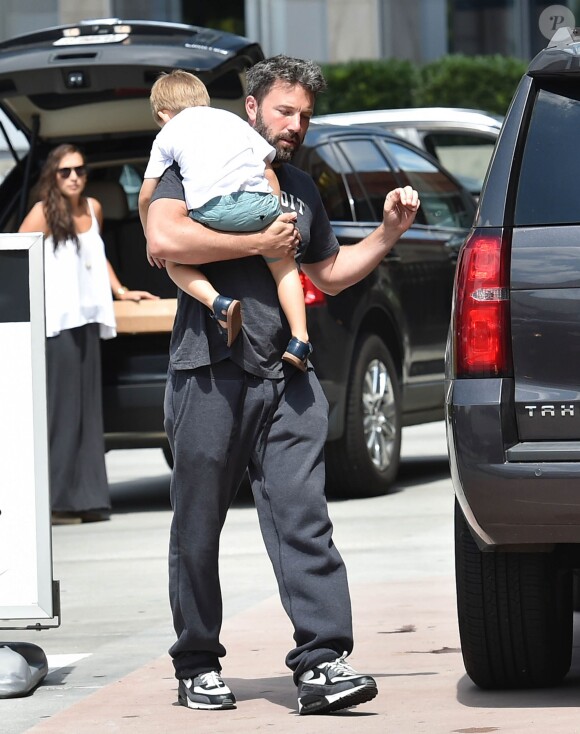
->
xmin=447 ymin=27 xmax=580 ymax=690
xmin=0 ymin=19 xmax=476 ymax=498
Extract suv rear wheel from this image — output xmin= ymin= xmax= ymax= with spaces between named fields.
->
xmin=455 ymin=501 xmax=573 ymax=689
xmin=325 ymin=334 xmax=401 ymax=497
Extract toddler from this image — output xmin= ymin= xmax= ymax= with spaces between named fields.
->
xmin=139 ymin=70 xmax=311 ymax=369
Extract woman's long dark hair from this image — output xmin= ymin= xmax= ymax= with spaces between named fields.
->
xmin=34 ymin=144 xmax=85 ymax=250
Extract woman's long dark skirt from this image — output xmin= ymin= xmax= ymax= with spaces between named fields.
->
xmin=45 ymin=323 xmax=111 ymax=513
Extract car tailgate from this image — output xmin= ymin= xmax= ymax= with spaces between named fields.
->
xmin=0 ymin=19 xmax=263 ymax=140
xmin=511 ymin=225 xmax=580 ymax=440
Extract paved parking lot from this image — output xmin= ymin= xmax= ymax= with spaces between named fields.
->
xmin=3 ymin=423 xmax=580 ymax=732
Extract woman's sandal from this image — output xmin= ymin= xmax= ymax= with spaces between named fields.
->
xmin=282 ymin=337 xmax=313 ymax=372
xmin=211 ymin=295 xmax=242 ymax=347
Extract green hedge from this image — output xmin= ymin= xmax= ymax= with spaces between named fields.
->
xmin=416 ymin=54 xmax=527 ymax=114
xmin=316 ymin=59 xmax=419 ymax=116
xmin=316 ymin=54 xmax=528 ymax=116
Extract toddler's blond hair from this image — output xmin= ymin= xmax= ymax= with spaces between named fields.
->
xmin=150 ymin=70 xmax=210 ymax=125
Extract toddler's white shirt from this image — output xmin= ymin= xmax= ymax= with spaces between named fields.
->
xmin=144 ymin=106 xmax=276 ymax=210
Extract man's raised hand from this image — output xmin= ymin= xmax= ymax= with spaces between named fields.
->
xmin=383 ymin=186 xmax=420 ymax=235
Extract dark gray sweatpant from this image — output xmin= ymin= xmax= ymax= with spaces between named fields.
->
xmin=164 ymin=359 xmax=353 ymax=684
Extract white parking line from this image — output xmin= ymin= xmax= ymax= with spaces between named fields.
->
xmin=47 ymin=653 xmax=91 ymax=673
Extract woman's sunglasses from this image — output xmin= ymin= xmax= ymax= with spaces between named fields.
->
xmin=57 ymin=166 xmax=87 ymax=179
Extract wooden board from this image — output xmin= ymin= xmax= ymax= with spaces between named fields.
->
xmin=114 ymin=298 xmax=177 ymax=334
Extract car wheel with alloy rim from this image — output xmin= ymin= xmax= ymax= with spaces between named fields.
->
xmin=325 ymin=334 xmax=401 ymax=498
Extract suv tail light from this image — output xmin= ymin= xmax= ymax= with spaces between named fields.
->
xmin=300 ymin=272 xmax=326 ymax=306
xmin=453 ymin=227 xmax=512 ymax=377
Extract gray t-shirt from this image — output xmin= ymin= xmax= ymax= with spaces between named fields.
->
xmin=152 ymin=162 xmax=339 ymax=378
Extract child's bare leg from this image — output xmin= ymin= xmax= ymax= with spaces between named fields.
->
xmin=166 ymin=261 xmax=242 ymax=346
xmin=266 ymin=257 xmax=308 ymax=344
xmin=265 ymin=161 xmax=281 ymax=198
xmin=266 ymin=257 xmax=312 ymax=371
xmin=166 ymin=261 xmax=219 ymax=310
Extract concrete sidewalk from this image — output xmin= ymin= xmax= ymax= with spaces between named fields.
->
xmin=25 ymin=579 xmax=459 ymax=733
xmin=22 ymin=575 xmax=580 ymax=733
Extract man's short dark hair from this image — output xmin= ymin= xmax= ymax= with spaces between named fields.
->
xmin=246 ymin=55 xmax=327 ymax=103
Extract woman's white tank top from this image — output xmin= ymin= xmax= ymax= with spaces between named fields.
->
xmin=44 ymin=198 xmax=116 ymax=339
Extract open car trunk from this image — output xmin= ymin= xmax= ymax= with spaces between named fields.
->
xmin=0 ymin=19 xmax=264 ymax=451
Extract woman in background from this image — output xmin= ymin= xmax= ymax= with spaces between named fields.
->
xmin=19 ymin=143 xmax=158 ymax=524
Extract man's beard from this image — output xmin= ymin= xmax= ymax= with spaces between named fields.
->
xmin=254 ymin=108 xmax=301 ymax=163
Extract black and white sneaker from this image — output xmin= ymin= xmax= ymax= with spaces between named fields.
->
xmin=178 ymin=671 xmax=236 ymax=710
xmin=297 ymin=653 xmax=378 ymax=715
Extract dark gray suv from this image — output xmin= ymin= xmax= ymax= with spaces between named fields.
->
xmin=446 ymin=27 xmax=580 ymax=690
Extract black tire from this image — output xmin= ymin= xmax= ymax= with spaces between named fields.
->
xmin=325 ymin=334 xmax=401 ymax=498
xmin=455 ymin=500 xmax=572 ymax=689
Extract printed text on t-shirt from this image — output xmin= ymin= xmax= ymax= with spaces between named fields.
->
xmin=280 ymin=190 xmax=305 ymax=215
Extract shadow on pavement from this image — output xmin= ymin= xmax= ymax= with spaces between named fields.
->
xmin=397 ymin=455 xmax=450 ymax=486
xmin=108 ymin=453 xmax=451 ymax=514
xmin=110 ymin=476 xmax=171 ymax=513
xmin=109 ymin=473 xmax=256 ymax=513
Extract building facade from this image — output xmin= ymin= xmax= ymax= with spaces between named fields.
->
xmin=0 ymin=1 xmax=577 ymax=62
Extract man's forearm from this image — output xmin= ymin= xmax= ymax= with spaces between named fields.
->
xmin=334 ymin=224 xmax=400 ymax=289
xmin=304 ymin=187 xmax=419 ymax=295
xmin=304 ymin=223 xmax=398 ymax=296
xmin=147 ymin=198 xmax=299 ymax=266
xmin=146 ymin=198 xmax=264 ymax=265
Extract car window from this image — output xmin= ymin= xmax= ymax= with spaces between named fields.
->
xmin=119 ymin=164 xmax=143 ymax=213
xmin=383 ymin=141 xmax=474 ymax=229
xmin=423 ymin=132 xmax=496 ymax=195
xmin=0 ymin=109 xmax=28 ymax=184
xmin=514 ymin=85 xmax=580 ymax=226
xmin=336 ymin=139 xmax=400 ymax=222
xmin=302 ymin=143 xmax=354 ymax=221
